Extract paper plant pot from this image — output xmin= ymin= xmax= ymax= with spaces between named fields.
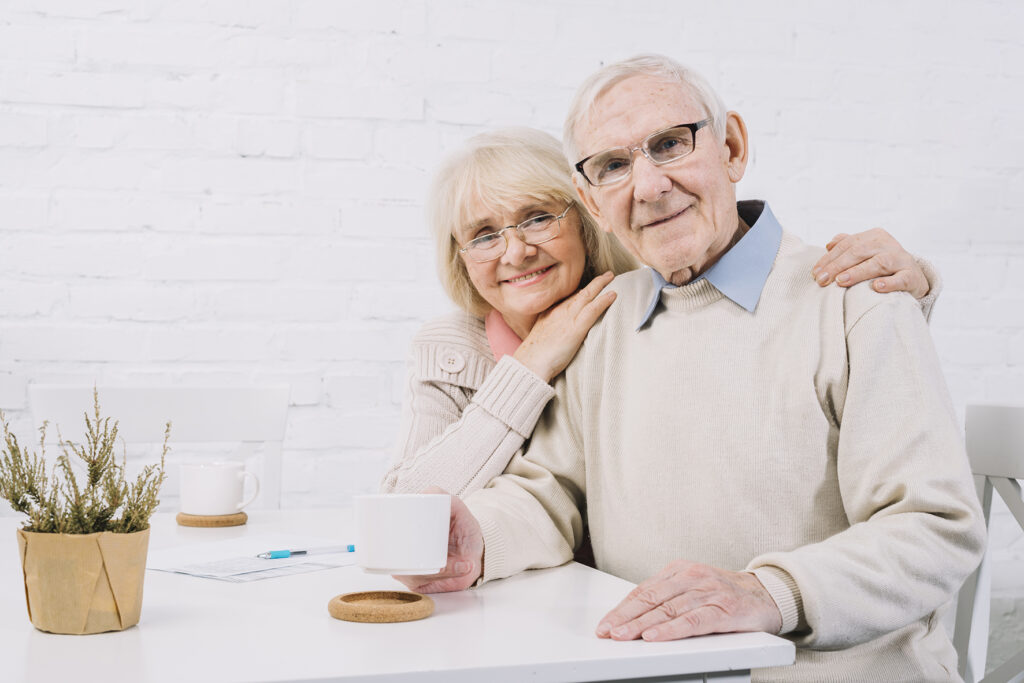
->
xmin=16 ymin=527 xmax=150 ymax=634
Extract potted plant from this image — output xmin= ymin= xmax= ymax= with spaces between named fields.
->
xmin=0 ymin=389 xmax=169 ymax=634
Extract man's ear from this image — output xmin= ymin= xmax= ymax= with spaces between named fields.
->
xmin=723 ymin=111 xmax=749 ymax=183
xmin=573 ymin=173 xmax=611 ymax=233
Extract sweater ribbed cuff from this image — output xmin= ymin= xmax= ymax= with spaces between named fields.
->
xmin=466 ymin=499 xmax=507 ymax=585
xmin=471 ymin=355 xmax=555 ymax=437
xmin=751 ymin=566 xmax=803 ymax=635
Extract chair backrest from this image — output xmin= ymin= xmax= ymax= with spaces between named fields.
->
xmin=966 ymin=405 xmax=1024 ymax=480
xmin=28 ymin=385 xmax=290 ymax=509
xmin=954 ymin=404 xmax=1024 ymax=683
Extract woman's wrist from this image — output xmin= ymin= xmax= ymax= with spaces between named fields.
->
xmin=512 ymin=344 xmax=554 ymax=383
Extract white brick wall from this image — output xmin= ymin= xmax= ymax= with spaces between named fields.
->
xmin=1 ymin=0 xmax=1021 ymax=666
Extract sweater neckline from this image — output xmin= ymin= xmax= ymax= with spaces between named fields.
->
xmin=658 ymin=277 xmax=726 ymax=312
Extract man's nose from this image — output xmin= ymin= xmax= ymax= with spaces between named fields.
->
xmin=500 ymin=231 xmax=536 ymax=266
xmin=631 ymin=155 xmax=673 ymax=203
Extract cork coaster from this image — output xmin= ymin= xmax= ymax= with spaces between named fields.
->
xmin=176 ymin=511 xmax=248 ymax=528
xmin=328 ymin=591 xmax=434 ymax=623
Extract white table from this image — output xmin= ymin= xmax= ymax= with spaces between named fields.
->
xmin=0 ymin=510 xmax=794 ymax=682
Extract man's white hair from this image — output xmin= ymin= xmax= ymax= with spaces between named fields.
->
xmin=562 ymin=54 xmax=728 ymax=171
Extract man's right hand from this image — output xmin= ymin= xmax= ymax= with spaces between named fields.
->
xmin=393 ymin=491 xmax=484 ymax=593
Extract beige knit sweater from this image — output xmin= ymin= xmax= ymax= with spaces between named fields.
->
xmin=465 ymin=232 xmax=984 ymax=682
xmin=382 ymin=259 xmax=940 ymax=501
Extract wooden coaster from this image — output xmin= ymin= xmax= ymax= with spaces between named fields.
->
xmin=176 ymin=511 xmax=248 ymax=528
xmin=328 ymin=591 xmax=434 ymax=623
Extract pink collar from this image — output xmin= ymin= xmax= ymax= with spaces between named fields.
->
xmin=484 ymin=310 xmax=523 ymax=361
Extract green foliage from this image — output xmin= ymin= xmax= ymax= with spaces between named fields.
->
xmin=0 ymin=389 xmax=169 ymax=534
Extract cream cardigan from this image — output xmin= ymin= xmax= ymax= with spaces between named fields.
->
xmin=381 ymin=312 xmax=555 ymax=496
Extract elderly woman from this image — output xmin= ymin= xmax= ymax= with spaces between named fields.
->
xmin=380 ymin=128 xmax=937 ymax=496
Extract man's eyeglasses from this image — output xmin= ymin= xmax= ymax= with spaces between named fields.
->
xmin=575 ymin=118 xmax=713 ymax=187
xmin=458 ymin=204 xmax=573 ymax=263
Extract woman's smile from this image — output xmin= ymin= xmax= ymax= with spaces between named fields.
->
xmin=502 ymin=264 xmax=556 ymax=287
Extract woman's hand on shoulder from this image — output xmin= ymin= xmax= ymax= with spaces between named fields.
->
xmin=812 ymin=227 xmax=929 ymax=299
xmin=513 ymin=271 xmax=617 ymax=383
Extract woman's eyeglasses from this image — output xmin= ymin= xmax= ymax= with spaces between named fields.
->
xmin=458 ymin=204 xmax=573 ymax=263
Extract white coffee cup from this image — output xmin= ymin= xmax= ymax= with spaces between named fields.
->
xmin=179 ymin=461 xmax=260 ymax=516
xmin=353 ymin=494 xmax=451 ymax=575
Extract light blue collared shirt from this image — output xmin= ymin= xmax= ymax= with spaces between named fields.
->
xmin=636 ymin=200 xmax=783 ymax=330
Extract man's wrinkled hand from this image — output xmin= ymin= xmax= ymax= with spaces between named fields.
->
xmin=392 ymin=489 xmax=484 ymax=594
xmin=595 ymin=560 xmax=782 ymax=642
xmin=812 ymin=227 xmax=929 ymax=299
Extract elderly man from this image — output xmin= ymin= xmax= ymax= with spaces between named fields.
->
xmin=399 ymin=55 xmax=985 ymax=681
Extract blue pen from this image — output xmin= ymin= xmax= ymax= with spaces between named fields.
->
xmin=256 ymin=545 xmax=355 ymax=559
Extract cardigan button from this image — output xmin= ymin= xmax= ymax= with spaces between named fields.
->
xmin=438 ymin=350 xmax=466 ymax=374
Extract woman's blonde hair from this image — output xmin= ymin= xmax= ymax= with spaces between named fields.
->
xmin=429 ymin=127 xmax=636 ymax=316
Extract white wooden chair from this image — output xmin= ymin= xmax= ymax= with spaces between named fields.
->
xmin=954 ymin=404 xmax=1024 ymax=683
xmin=28 ymin=385 xmax=290 ymax=510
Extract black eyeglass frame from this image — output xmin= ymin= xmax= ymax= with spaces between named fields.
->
xmin=574 ymin=118 xmax=713 ymax=187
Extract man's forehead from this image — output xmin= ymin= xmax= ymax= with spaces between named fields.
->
xmin=577 ymin=75 xmax=703 ymax=156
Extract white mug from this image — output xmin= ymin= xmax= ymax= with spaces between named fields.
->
xmin=179 ymin=461 xmax=260 ymax=516
xmin=353 ymin=494 xmax=450 ymax=575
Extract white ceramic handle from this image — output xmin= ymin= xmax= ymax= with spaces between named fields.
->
xmin=236 ymin=471 xmax=260 ymax=510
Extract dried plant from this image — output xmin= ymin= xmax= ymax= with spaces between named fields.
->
xmin=0 ymin=389 xmax=169 ymax=534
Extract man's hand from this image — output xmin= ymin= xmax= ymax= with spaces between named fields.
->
xmin=392 ymin=490 xmax=484 ymax=593
xmin=595 ymin=560 xmax=782 ymax=642
xmin=812 ymin=228 xmax=929 ymax=299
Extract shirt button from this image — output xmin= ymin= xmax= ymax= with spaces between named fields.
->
xmin=438 ymin=350 xmax=465 ymax=374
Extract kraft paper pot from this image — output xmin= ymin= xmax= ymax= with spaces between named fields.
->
xmin=16 ymin=527 xmax=150 ymax=635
